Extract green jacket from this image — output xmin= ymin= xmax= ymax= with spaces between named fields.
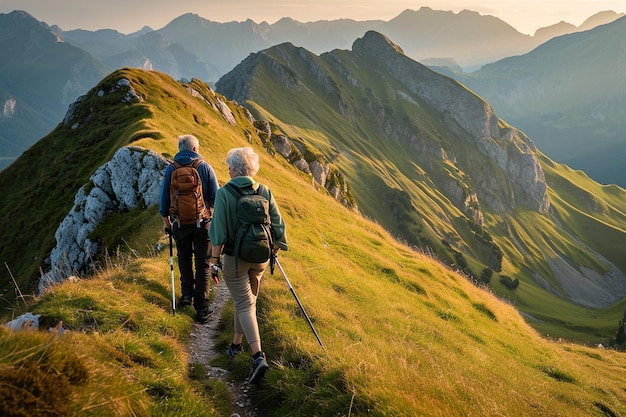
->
xmin=209 ymin=176 xmax=288 ymax=253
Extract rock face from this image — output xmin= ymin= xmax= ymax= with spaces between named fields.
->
xmin=352 ymin=31 xmax=550 ymax=215
xmin=39 ymin=146 xmax=168 ymax=293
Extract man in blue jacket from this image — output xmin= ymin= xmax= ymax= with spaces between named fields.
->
xmin=159 ymin=134 xmax=219 ymax=323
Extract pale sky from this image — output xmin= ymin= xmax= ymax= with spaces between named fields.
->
xmin=1 ymin=0 xmax=625 ymax=36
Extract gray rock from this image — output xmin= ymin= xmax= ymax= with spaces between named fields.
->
xmin=39 ymin=146 xmax=168 ymax=293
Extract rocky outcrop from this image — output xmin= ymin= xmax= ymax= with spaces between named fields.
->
xmin=39 ymin=146 xmax=167 ymax=293
xmin=273 ymin=131 xmax=357 ymax=211
xmin=256 ymin=123 xmax=357 ymax=211
xmin=63 ymin=78 xmax=144 ymax=129
xmin=184 ymin=83 xmax=237 ymax=125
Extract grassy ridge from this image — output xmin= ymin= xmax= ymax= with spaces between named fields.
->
xmin=5 ymin=157 xmax=625 ymax=415
xmin=2 ymin=67 xmax=626 ymax=415
xmin=0 ymin=68 xmax=253 ymax=300
xmin=252 ymin=163 xmax=626 ymax=416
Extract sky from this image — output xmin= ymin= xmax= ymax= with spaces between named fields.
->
xmin=1 ymin=0 xmax=625 ymax=36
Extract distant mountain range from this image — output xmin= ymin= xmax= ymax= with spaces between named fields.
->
xmin=0 ymin=8 xmax=624 ymax=185
xmin=57 ymin=7 xmax=623 ymax=79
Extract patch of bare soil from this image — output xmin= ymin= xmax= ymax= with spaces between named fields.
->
xmin=186 ymin=282 xmax=259 ymax=417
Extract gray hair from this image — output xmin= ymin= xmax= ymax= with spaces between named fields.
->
xmin=226 ymin=147 xmax=260 ymax=177
xmin=178 ymin=134 xmax=199 ymax=152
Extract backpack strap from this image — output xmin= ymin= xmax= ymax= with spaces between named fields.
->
xmin=190 ymin=158 xmax=203 ymax=169
xmin=172 ymin=158 xmax=203 ymax=170
xmin=222 ymin=183 xmax=242 ymax=258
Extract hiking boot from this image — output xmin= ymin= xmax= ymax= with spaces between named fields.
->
xmin=227 ymin=343 xmax=244 ymax=358
xmin=180 ymin=295 xmax=192 ymax=307
xmin=196 ymin=307 xmax=213 ymax=323
xmin=248 ymin=352 xmax=269 ymax=384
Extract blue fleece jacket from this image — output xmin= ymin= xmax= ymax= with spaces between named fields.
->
xmin=159 ymin=150 xmax=219 ymax=218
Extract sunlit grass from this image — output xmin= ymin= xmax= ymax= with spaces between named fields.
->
xmin=0 ymin=241 xmax=232 ymax=416
xmin=2 ymin=164 xmax=625 ymax=415
xmin=237 ymin=49 xmax=626 ymax=347
xmin=2 ymin=67 xmax=626 ymax=416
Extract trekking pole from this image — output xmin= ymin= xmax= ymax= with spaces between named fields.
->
xmin=169 ymin=232 xmax=176 ymax=315
xmin=273 ymin=256 xmax=324 ymax=348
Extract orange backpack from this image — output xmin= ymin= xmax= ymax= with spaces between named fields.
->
xmin=169 ymin=159 xmax=208 ymax=227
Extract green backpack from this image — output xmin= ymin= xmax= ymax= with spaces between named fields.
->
xmin=224 ymin=183 xmax=275 ymax=263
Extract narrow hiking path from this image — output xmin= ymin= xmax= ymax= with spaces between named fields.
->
xmin=186 ymin=282 xmax=259 ymax=417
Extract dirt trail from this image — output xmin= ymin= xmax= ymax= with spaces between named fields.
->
xmin=186 ymin=282 xmax=259 ymax=417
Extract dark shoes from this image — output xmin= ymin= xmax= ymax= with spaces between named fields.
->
xmin=249 ymin=352 xmax=269 ymax=384
xmin=226 ymin=347 xmax=268 ymax=384
xmin=196 ymin=307 xmax=213 ymax=323
xmin=180 ymin=295 xmax=192 ymax=307
xmin=227 ymin=343 xmax=244 ymax=358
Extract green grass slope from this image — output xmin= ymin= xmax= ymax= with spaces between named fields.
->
xmin=0 ymin=67 xmax=253 ymax=301
xmin=1 ymin=67 xmax=626 ymax=416
xmin=215 ymin=36 xmax=626 ymax=343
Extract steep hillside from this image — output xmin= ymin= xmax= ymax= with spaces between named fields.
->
xmin=216 ymin=31 xmax=626 ymax=341
xmin=0 ymin=10 xmax=108 ymax=170
xmin=1 ymin=67 xmax=625 ymax=417
xmin=442 ymin=16 xmax=626 ymax=187
xmin=0 ymin=67 xmax=349 ymax=300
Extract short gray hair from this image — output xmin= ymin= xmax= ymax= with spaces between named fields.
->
xmin=226 ymin=147 xmax=260 ymax=177
xmin=178 ymin=134 xmax=199 ymax=152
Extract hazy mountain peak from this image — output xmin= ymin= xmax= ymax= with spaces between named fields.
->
xmin=127 ymin=25 xmax=154 ymax=38
xmin=272 ymin=17 xmax=302 ymax=27
xmin=167 ymin=12 xmax=209 ymax=26
xmin=579 ymin=10 xmax=625 ymax=31
xmin=1 ymin=10 xmax=62 ymax=43
xmin=534 ymin=20 xmax=577 ymax=36
xmin=352 ymin=30 xmax=405 ymax=56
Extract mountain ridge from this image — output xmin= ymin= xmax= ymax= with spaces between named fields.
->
xmin=216 ymin=31 xmax=626 ymax=324
xmin=350 ymin=31 xmax=550 ymax=215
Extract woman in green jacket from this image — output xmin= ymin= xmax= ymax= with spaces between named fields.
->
xmin=209 ymin=146 xmax=288 ymax=384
